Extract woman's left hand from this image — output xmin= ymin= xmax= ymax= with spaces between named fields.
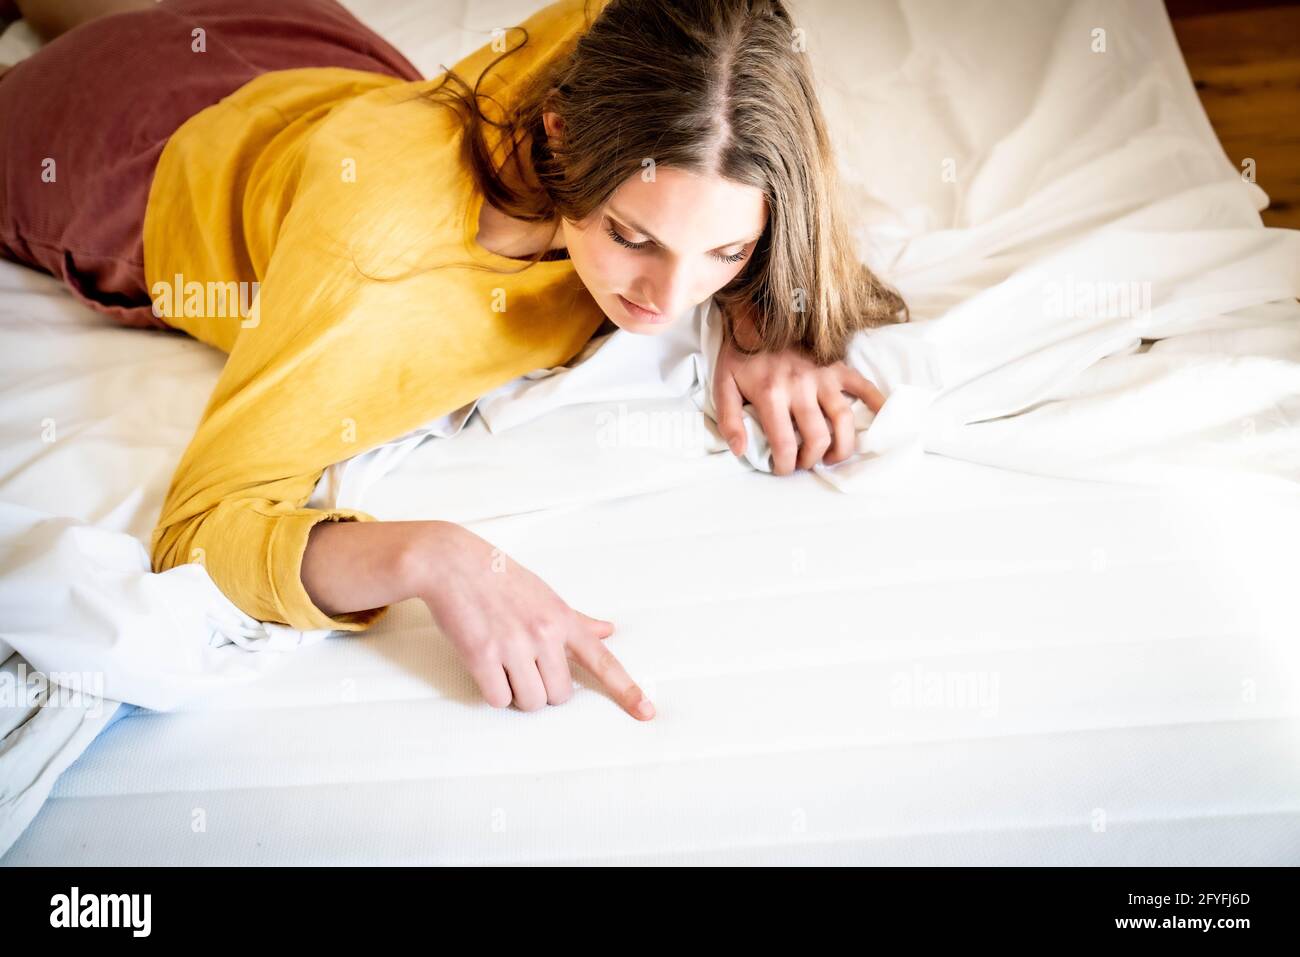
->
xmin=713 ymin=339 xmax=886 ymax=475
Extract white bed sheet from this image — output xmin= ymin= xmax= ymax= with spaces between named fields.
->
xmin=3 ymin=0 xmax=1299 ymax=863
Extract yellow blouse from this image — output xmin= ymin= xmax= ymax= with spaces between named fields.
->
xmin=145 ymin=0 xmax=608 ymax=631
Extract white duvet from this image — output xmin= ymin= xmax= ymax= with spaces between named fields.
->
xmin=2 ymin=0 xmax=1298 ymax=855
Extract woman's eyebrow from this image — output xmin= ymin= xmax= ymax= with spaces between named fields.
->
xmin=607 ymin=206 xmax=763 ymax=251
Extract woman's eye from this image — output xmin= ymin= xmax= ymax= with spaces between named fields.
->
xmin=605 ymin=222 xmax=649 ymax=251
xmin=605 ymin=221 xmax=749 ymax=265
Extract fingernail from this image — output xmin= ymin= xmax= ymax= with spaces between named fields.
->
xmin=637 ymin=699 xmax=656 ymax=719
xmin=728 ymin=438 xmax=742 ymax=455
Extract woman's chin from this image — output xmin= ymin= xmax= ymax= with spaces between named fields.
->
xmin=608 ymin=316 xmax=672 ymax=335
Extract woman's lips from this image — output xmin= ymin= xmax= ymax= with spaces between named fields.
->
xmin=618 ymin=294 xmax=671 ymax=324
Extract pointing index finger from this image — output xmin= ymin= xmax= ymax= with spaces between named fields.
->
xmin=567 ymin=630 xmax=656 ymax=720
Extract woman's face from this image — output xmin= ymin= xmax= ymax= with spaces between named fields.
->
xmin=556 ymin=160 xmax=769 ymax=335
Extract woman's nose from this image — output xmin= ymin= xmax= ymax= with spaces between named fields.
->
xmin=636 ymin=260 xmax=699 ymax=318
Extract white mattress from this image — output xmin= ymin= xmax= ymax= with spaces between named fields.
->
xmin=3 ymin=0 xmax=1299 ymax=864
xmin=6 ymin=446 xmax=1300 ymax=864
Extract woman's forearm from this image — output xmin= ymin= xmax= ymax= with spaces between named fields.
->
xmin=301 ymin=518 xmax=446 ymax=619
xmin=300 ymin=515 xmax=654 ymax=719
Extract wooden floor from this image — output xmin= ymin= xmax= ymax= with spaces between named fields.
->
xmin=1168 ymin=1 xmax=1300 ymax=228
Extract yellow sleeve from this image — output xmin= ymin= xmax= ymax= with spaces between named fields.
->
xmin=147 ymin=206 xmax=403 ymax=632
xmin=150 ymin=227 xmax=593 ymax=632
xmin=149 ymin=3 xmax=609 ymax=632
xmin=150 ymin=151 xmax=597 ymax=634
xmin=151 ymin=490 xmax=388 ymax=633
xmin=146 ymin=201 xmax=438 ymax=634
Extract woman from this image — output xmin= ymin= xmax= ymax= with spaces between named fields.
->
xmin=0 ymin=0 xmax=907 ymax=719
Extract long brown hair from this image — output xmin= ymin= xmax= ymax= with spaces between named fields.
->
xmin=423 ymin=0 xmax=909 ymax=365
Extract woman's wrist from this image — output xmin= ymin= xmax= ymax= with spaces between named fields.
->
xmin=393 ymin=519 xmax=467 ymax=603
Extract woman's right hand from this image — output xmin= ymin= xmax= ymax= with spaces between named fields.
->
xmin=409 ymin=521 xmax=656 ymax=720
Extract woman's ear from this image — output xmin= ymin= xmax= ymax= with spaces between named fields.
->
xmin=542 ymin=110 xmax=565 ymax=149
